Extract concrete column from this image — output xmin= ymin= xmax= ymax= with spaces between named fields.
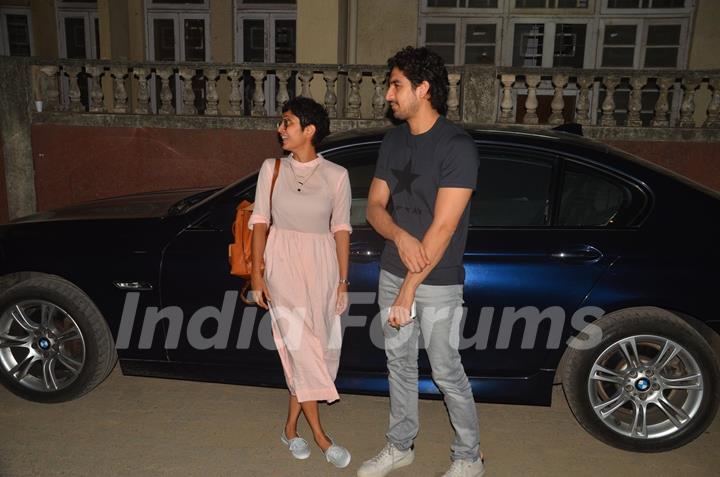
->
xmin=211 ymin=0 xmax=233 ymax=63
xmin=461 ymin=66 xmax=500 ymax=125
xmin=29 ymin=0 xmax=58 ymax=58
xmin=127 ymin=0 xmax=146 ymax=62
xmin=0 ymin=57 xmax=37 ymax=219
xmin=296 ymin=0 xmax=342 ymax=106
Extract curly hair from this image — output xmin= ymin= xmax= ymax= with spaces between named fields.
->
xmin=387 ymin=46 xmax=449 ymax=116
xmin=282 ymin=96 xmax=330 ymax=147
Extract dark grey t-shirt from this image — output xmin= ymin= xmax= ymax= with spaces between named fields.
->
xmin=374 ymin=116 xmax=479 ymax=285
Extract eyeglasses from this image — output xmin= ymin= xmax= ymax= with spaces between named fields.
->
xmin=276 ymin=118 xmax=293 ymax=129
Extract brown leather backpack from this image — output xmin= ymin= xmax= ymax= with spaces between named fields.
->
xmin=229 ymin=158 xmax=280 ymax=280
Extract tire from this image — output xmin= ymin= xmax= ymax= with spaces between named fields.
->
xmin=0 ymin=276 xmax=117 ymax=403
xmin=562 ymin=307 xmax=720 ymax=452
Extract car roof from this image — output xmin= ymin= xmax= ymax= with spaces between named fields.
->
xmin=321 ymin=123 xmax=720 ymax=201
xmin=322 ymin=123 xmax=607 ymax=153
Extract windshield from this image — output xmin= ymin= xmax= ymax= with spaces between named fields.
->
xmin=172 ymin=170 xmax=260 ymax=215
xmin=167 ymin=188 xmax=222 ymax=215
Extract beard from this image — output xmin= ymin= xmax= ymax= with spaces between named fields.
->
xmin=389 ymin=98 xmax=419 ymax=120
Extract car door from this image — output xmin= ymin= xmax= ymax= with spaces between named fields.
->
xmin=321 ymin=144 xmax=389 ymax=375
xmin=162 ymin=180 xmax=284 ymax=379
xmin=458 ymin=144 xmax=646 ymax=378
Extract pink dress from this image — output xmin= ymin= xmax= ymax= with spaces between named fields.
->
xmin=248 ymin=153 xmax=352 ymax=403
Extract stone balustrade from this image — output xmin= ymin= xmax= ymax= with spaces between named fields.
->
xmin=496 ymin=68 xmax=720 ymax=129
xmin=31 ymin=59 xmax=464 ymax=122
xmin=28 ymin=59 xmax=720 ymax=131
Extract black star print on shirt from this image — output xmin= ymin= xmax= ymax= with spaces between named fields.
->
xmin=390 ymin=161 xmax=420 ymax=196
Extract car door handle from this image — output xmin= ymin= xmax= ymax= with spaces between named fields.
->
xmin=550 ymin=246 xmax=603 ymax=262
xmin=350 ymin=244 xmax=381 ymax=262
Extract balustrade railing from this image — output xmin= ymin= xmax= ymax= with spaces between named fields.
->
xmin=28 ymin=59 xmax=720 ymax=130
xmin=496 ymin=68 xmax=720 ymax=129
xmin=31 ymin=60 xmax=464 ymax=122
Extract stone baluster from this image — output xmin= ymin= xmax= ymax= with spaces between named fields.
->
xmin=324 ymin=70 xmax=339 ymax=118
xmin=704 ymin=78 xmax=720 ymax=128
xmin=227 ymin=68 xmax=243 ymax=116
xmin=39 ymin=65 xmax=61 ymax=112
xmin=134 ymin=68 xmax=150 ymax=114
xmin=499 ymin=74 xmax=516 ymax=124
xmin=679 ymin=77 xmax=701 ymax=128
xmin=65 ymin=66 xmax=83 ymax=113
xmin=179 ymin=68 xmax=197 ymax=115
xmin=627 ymin=76 xmax=648 ymax=127
xmin=111 ymin=67 xmax=128 ymax=114
xmin=85 ymin=65 xmax=105 ymax=113
xmin=600 ymin=76 xmax=621 ymax=127
xmin=651 ymin=77 xmax=674 ymax=127
xmin=447 ymin=72 xmax=461 ymax=121
xmin=274 ymin=69 xmax=291 ymax=116
xmin=346 ymin=70 xmax=362 ymax=119
xmin=299 ymin=70 xmax=313 ymax=98
xmin=548 ymin=74 xmax=568 ymax=125
xmin=205 ymin=68 xmax=219 ymax=116
xmin=157 ymin=68 xmax=175 ymax=115
xmin=251 ymin=70 xmax=267 ymax=117
xmin=371 ymin=71 xmax=386 ymax=120
xmin=523 ymin=75 xmax=541 ymax=125
xmin=575 ymin=76 xmax=593 ymax=125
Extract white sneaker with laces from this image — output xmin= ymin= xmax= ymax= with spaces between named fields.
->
xmin=280 ymin=432 xmax=311 ymax=460
xmin=356 ymin=442 xmax=415 ymax=477
xmin=441 ymin=457 xmax=486 ymax=477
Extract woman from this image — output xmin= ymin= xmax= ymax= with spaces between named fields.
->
xmin=248 ymin=97 xmax=352 ymax=469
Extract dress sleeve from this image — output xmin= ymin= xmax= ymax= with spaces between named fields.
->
xmin=330 ymin=169 xmax=353 ymax=234
xmin=248 ymin=159 xmax=274 ymax=230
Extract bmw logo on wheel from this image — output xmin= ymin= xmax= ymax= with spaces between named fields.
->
xmin=636 ymin=378 xmax=651 ymax=392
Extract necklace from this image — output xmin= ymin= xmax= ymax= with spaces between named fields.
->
xmin=289 ymin=158 xmax=320 ymax=192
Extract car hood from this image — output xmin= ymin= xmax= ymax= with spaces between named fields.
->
xmin=10 ymin=187 xmax=219 ymax=223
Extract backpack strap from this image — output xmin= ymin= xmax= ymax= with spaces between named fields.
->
xmin=268 ymin=158 xmax=280 ymax=225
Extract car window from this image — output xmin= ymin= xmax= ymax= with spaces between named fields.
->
xmin=471 ymin=151 xmax=554 ymax=227
xmin=558 ymin=162 xmax=634 ymax=227
xmin=323 ymin=144 xmax=380 ymax=228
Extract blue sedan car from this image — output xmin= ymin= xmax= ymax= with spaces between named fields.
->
xmin=0 ymin=125 xmax=718 ymax=453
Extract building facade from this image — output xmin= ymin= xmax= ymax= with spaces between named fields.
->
xmin=0 ymin=0 xmax=718 ymax=223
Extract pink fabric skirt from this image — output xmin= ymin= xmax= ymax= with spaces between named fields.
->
xmin=264 ymin=227 xmax=342 ymax=403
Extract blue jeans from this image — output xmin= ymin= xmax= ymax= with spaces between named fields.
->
xmin=378 ymin=269 xmax=480 ymax=461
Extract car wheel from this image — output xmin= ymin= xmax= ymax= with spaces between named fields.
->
xmin=0 ymin=276 xmax=117 ymax=402
xmin=562 ymin=308 xmax=720 ymax=452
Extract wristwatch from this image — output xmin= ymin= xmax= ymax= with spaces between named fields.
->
xmin=339 ymin=278 xmax=350 ymax=286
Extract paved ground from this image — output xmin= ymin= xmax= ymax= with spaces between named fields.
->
xmin=0 ymin=366 xmax=717 ymax=477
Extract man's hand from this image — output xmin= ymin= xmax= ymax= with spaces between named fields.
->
xmin=395 ymin=231 xmax=430 ymax=273
xmin=388 ymin=290 xmax=415 ymax=329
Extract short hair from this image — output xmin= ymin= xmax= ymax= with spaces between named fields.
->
xmin=387 ymin=46 xmax=449 ymax=116
xmin=282 ymin=97 xmax=330 ymax=147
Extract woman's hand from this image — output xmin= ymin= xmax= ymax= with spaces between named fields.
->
xmin=335 ymin=283 xmax=349 ymax=316
xmin=251 ymin=273 xmax=272 ymax=309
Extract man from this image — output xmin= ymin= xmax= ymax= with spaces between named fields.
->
xmin=357 ymin=47 xmax=483 ymax=477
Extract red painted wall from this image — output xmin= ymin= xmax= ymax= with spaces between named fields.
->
xmin=30 ymin=125 xmax=283 ymax=213
xmin=606 ymin=140 xmax=720 ymax=193
xmin=0 ymin=125 xmax=717 ymax=223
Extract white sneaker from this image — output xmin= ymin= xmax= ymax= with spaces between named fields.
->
xmin=280 ymin=432 xmax=311 ymax=460
xmin=356 ymin=442 xmax=415 ymax=477
xmin=441 ymin=458 xmax=485 ymax=477
xmin=324 ymin=440 xmax=352 ymax=469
